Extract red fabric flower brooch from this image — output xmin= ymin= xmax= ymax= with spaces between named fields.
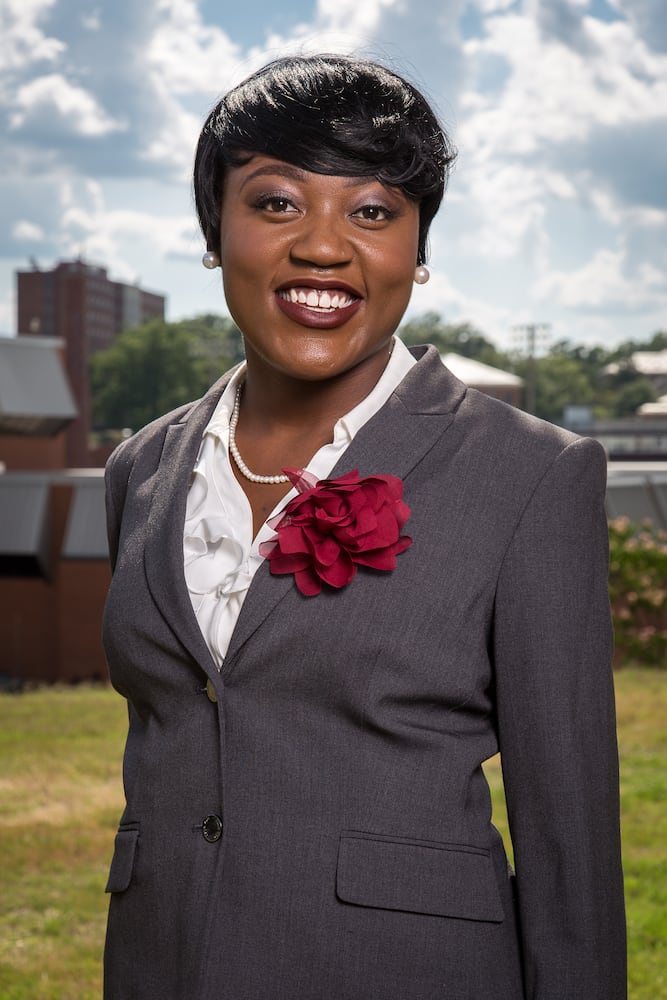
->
xmin=258 ymin=469 xmax=412 ymax=597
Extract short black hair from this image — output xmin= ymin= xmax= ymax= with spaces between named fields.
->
xmin=194 ymin=54 xmax=456 ymax=265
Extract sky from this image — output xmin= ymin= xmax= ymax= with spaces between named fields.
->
xmin=1 ymin=0 xmax=666 ymax=352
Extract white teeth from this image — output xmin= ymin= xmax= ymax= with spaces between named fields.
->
xmin=279 ymin=288 xmax=355 ymax=310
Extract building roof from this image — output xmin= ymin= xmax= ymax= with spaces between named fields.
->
xmin=638 ymin=393 xmax=667 ymax=417
xmin=0 ymin=471 xmax=108 ymax=576
xmin=0 ymin=335 xmax=77 ymax=435
xmin=604 ymin=349 xmax=667 ymax=378
xmin=631 ymin=350 xmax=667 ymax=376
xmin=62 ymin=476 xmax=108 ymax=559
xmin=440 ymin=353 xmax=524 ymax=388
xmin=0 ymin=474 xmax=50 ymax=575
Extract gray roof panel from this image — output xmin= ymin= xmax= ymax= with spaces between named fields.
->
xmin=0 ymin=336 xmax=77 ymax=436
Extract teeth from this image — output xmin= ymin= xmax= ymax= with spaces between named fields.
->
xmin=279 ymin=287 xmax=355 ymax=311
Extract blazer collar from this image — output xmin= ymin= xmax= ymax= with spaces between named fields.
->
xmin=143 ymin=370 xmax=236 ymax=676
xmin=144 ymin=348 xmax=466 ymax=674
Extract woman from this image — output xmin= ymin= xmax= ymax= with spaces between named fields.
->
xmin=102 ymin=55 xmax=626 ymax=999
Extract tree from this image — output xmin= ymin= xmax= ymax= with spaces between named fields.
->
xmin=512 ymin=353 xmax=594 ymax=423
xmin=612 ymin=378 xmax=658 ymax=417
xmin=90 ymin=315 xmax=244 ymax=432
xmin=399 ymin=312 xmax=511 ymax=368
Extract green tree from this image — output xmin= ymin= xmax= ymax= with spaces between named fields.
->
xmin=610 ymin=377 xmax=658 ymax=418
xmin=90 ymin=315 xmax=244 ymax=432
xmin=399 ymin=312 xmax=510 ymax=368
xmin=513 ymin=353 xmax=595 ymax=423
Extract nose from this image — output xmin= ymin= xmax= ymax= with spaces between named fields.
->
xmin=289 ymin=211 xmax=353 ymax=268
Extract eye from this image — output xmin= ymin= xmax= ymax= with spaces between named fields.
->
xmin=352 ymin=203 xmax=395 ymax=223
xmin=254 ymin=194 xmax=298 ymax=214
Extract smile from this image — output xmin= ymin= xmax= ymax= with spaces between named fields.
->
xmin=277 ymin=287 xmax=358 ymax=312
xmin=275 ymin=284 xmax=363 ymax=329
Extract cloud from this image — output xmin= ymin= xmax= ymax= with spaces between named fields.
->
xmin=461 ymin=10 xmax=667 ymax=162
xmin=0 ymin=0 xmax=187 ymax=179
xmin=315 ymin=0 xmax=400 ymax=37
xmin=9 ymin=73 xmax=127 ymax=137
xmin=534 ymin=245 xmax=667 ymax=311
xmin=610 ymin=0 xmax=667 ymax=52
xmin=0 ymin=0 xmax=64 ymax=73
xmin=146 ymin=0 xmax=242 ymax=97
xmin=56 ymin=178 xmax=196 ymax=279
xmin=12 ymin=220 xmax=46 ymax=242
xmin=454 ymin=161 xmax=577 ymax=260
xmin=535 ymin=0 xmax=596 ymax=54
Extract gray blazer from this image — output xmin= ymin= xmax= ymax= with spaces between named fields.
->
xmin=103 ymin=346 xmax=626 ymax=1000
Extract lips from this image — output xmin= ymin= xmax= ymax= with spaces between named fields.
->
xmin=275 ymin=282 xmax=362 ymax=329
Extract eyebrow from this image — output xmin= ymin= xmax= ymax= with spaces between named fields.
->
xmin=238 ymin=163 xmax=382 ymax=191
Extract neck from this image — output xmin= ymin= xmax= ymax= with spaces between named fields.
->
xmin=240 ymin=342 xmax=394 ymax=432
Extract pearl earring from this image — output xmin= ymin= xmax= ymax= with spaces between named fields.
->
xmin=202 ymin=251 xmax=220 ymax=269
xmin=414 ymin=265 xmax=430 ymax=285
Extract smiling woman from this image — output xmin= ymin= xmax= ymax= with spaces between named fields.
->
xmin=101 ymin=54 xmax=626 ymax=1000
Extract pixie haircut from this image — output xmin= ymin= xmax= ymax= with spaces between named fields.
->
xmin=194 ymin=54 xmax=456 ymax=265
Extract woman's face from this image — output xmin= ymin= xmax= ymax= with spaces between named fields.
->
xmin=217 ymin=155 xmax=420 ymax=384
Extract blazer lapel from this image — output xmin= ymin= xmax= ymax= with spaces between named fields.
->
xmin=224 ymin=347 xmax=466 ymax=664
xmin=143 ymin=375 xmax=234 ymax=675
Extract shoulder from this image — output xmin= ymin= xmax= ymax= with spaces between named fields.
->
xmin=104 ymin=368 xmax=235 ymax=484
xmin=405 ymin=345 xmax=606 ymax=494
xmin=106 ymin=399 xmax=197 ymax=475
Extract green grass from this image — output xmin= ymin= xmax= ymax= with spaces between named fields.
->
xmin=1 ymin=670 xmax=665 ymax=998
xmin=0 ymin=686 xmax=127 ymax=1000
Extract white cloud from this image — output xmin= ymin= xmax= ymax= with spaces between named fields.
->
xmin=9 ymin=74 xmax=127 ymax=137
xmin=609 ymin=0 xmax=667 ymax=51
xmin=470 ymin=0 xmax=515 ymax=11
xmin=534 ymin=246 xmax=667 ymax=309
xmin=460 ymin=10 xmax=667 ymax=162
xmin=146 ymin=0 xmax=242 ymax=97
xmin=453 ymin=161 xmax=576 ymax=260
xmin=316 ymin=0 xmax=401 ymax=36
xmin=12 ymin=220 xmax=45 ymax=242
xmin=0 ymin=0 xmax=64 ymax=72
xmin=589 ymin=185 xmax=667 ymax=229
xmin=56 ymin=178 xmax=195 ymax=280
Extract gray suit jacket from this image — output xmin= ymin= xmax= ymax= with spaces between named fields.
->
xmin=103 ymin=346 xmax=625 ymax=1000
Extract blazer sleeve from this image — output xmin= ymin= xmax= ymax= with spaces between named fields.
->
xmin=493 ymin=436 xmax=626 ymax=1000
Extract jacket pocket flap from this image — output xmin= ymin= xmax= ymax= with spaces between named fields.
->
xmin=336 ymin=831 xmax=504 ymax=922
xmin=105 ymin=828 xmax=139 ymax=894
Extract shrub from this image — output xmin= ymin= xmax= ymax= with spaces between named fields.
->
xmin=608 ymin=517 xmax=667 ymax=668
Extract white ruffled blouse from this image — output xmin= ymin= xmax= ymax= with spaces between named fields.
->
xmin=183 ymin=337 xmax=416 ymax=669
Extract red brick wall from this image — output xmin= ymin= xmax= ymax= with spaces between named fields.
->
xmin=0 ymin=482 xmax=111 ymax=684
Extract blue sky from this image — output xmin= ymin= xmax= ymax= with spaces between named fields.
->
xmin=1 ymin=0 xmax=666 ymax=350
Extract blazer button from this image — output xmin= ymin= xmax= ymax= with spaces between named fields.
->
xmin=206 ymin=679 xmax=217 ymax=703
xmin=202 ymin=814 xmax=223 ymax=843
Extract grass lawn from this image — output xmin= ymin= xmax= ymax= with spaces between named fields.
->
xmin=0 ymin=669 xmax=665 ymax=998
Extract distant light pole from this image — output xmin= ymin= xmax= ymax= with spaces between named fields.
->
xmin=513 ymin=323 xmax=551 ymax=415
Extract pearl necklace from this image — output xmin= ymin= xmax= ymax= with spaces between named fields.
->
xmin=228 ymin=381 xmax=290 ymax=485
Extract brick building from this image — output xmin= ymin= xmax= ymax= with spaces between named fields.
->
xmin=17 ymin=259 xmax=165 ymax=466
